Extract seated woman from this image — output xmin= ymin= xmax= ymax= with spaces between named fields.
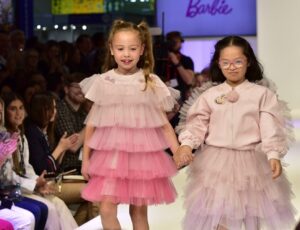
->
xmin=24 ymin=92 xmax=91 ymax=226
xmin=0 ymin=96 xmax=40 ymax=230
xmin=2 ymin=92 xmax=78 ymax=230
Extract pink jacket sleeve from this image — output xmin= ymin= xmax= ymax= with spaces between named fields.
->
xmin=259 ymin=89 xmax=288 ymax=160
xmin=178 ymin=94 xmax=211 ymax=149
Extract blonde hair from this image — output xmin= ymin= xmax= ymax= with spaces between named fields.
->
xmin=103 ymin=19 xmax=154 ymax=89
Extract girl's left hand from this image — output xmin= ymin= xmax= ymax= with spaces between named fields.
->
xmin=269 ymin=159 xmax=282 ymax=179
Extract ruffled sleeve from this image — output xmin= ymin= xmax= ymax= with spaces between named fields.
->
xmin=259 ymin=88 xmax=292 ymax=160
xmin=151 ymin=74 xmax=180 ymax=112
xmin=178 ymin=93 xmax=211 ymax=149
xmin=79 ymin=74 xmax=102 ymax=103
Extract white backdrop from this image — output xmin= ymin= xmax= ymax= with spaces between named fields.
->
xmin=257 ymin=0 xmax=300 ymax=117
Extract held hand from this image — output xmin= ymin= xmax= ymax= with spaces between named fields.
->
xmin=269 ymin=159 xmax=282 ymax=179
xmin=173 ymin=145 xmax=194 ymax=168
xmin=81 ymin=159 xmax=90 ymax=181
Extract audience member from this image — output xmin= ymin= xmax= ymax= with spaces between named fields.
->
xmin=38 ymin=40 xmax=66 ymax=96
xmin=0 ymin=97 xmax=36 ymax=230
xmin=55 ymin=73 xmax=98 ymax=224
xmin=55 ymin=73 xmax=87 ymax=173
xmin=2 ymin=92 xmax=78 ymax=230
xmin=25 ymin=92 xmax=92 ymax=225
xmin=1 ymin=94 xmax=49 ymax=230
xmin=75 ymin=34 xmax=93 ymax=75
xmin=194 ymin=67 xmax=211 ymax=87
xmin=165 ymin=31 xmax=194 ymax=101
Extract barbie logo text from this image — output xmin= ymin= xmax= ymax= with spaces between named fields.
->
xmin=186 ymin=0 xmax=233 ymax=17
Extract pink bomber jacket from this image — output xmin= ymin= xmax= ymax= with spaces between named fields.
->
xmin=179 ymin=80 xmax=288 ymax=160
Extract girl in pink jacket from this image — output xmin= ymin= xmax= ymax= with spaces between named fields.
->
xmin=175 ymin=36 xmax=296 ymax=230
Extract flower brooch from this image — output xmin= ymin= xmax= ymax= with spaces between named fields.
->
xmin=215 ymin=89 xmax=239 ymax=104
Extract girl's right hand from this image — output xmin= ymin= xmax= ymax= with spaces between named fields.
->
xmin=81 ymin=160 xmax=90 ymax=180
xmin=173 ymin=145 xmax=194 ymax=168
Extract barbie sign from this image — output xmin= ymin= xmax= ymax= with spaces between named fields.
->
xmin=156 ymin=0 xmax=256 ymax=37
xmin=186 ymin=0 xmax=233 ymax=17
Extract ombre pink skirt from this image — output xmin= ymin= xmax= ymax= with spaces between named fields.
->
xmin=183 ymin=145 xmax=296 ymax=230
xmin=81 ymin=127 xmax=177 ymax=206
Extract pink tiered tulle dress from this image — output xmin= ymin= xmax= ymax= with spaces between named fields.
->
xmin=79 ymin=69 xmax=177 ymax=206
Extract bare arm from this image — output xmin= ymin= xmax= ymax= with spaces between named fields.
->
xmin=52 ymin=132 xmax=67 ymax=162
xmin=169 ymin=52 xmax=194 ymax=85
xmin=176 ymin=65 xmax=194 ymax=85
xmin=68 ymin=127 xmax=86 ymax=153
xmin=161 ymin=119 xmax=179 ymax=155
xmin=81 ymin=124 xmax=95 ymax=180
xmin=52 ymin=132 xmax=79 ymax=164
xmin=160 ymin=118 xmax=194 ymax=168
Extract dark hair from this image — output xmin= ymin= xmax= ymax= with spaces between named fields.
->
xmin=2 ymin=92 xmax=26 ymax=175
xmin=27 ymin=92 xmax=56 ymax=146
xmin=166 ymin=31 xmax=184 ymax=43
xmin=209 ymin=36 xmax=264 ymax=83
xmin=2 ymin=92 xmax=25 ymax=132
xmin=62 ymin=72 xmax=86 ymax=86
xmin=76 ymin=34 xmax=91 ymax=45
xmin=28 ymin=92 xmax=54 ymax=129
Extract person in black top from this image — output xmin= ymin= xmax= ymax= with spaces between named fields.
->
xmin=165 ymin=31 xmax=195 ymax=101
xmin=157 ymin=31 xmax=195 ymax=130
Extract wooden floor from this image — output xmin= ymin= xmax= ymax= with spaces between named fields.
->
xmin=77 ymin=120 xmax=300 ymax=230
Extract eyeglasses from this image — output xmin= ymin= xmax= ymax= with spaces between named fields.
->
xmin=218 ymin=58 xmax=246 ymax=69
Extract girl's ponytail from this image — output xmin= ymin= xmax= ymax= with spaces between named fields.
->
xmin=137 ymin=21 xmax=154 ymax=90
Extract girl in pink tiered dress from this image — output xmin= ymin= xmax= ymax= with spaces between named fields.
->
xmin=175 ymin=36 xmax=296 ymax=230
xmin=79 ymin=20 xmax=179 ymax=229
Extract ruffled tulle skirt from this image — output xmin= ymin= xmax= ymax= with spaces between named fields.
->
xmin=183 ymin=145 xmax=296 ymax=230
xmin=82 ymin=149 xmax=177 ymax=205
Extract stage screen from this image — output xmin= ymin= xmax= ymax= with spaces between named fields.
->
xmin=156 ymin=0 xmax=256 ymax=37
xmin=51 ymin=0 xmax=155 ymax=15
xmin=51 ymin=0 xmax=105 ymax=15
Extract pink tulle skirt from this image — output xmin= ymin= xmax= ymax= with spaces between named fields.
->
xmin=183 ymin=145 xmax=296 ymax=230
xmin=82 ymin=150 xmax=177 ymax=205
